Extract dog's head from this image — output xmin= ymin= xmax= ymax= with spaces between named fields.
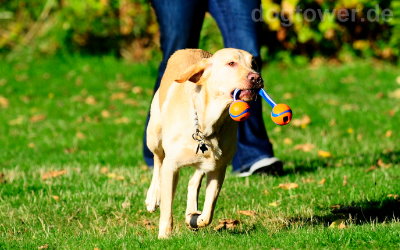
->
xmin=175 ymin=48 xmax=263 ymax=102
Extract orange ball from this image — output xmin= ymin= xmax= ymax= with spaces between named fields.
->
xmin=229 ymin=100 xmax=251 ymax=122
xmin=271 ymin=104 xmax=292 ymax=126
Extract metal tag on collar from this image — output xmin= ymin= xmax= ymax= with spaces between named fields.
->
xmin=196 ymin=142 xmax=208 ymax=154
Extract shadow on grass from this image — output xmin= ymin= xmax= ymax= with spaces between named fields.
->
xmin=281 ymin=150 xmax=400 ymax=177
xmin=289 ymin=198 xmax=400 ymax=227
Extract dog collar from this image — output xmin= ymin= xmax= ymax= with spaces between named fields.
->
xmin=192 ymin=110 xmax=209 ymax=154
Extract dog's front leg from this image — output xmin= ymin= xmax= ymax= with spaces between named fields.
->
xmin=190 ymin=167 xmax=226 ymax=229
xmin=185 ymin=169 xmax=205 ymax=226
xmin=158 ymin=160 xmax=179 ymax=239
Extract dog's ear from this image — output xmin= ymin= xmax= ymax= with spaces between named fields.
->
xmin=175 ymin=59 xmax=209 ymax=84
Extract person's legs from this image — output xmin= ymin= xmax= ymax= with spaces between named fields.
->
xmin=143 ymin=0 xmax=207 ymax=166
xmin=209 ymin=0 xmax=278 ymax=173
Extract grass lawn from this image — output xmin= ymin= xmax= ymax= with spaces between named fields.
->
xmin=0 ymin=55 xmax=399 ymax=249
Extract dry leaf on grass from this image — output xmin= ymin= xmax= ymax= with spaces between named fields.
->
xmin=123 ymin=98 xmax=138 ymax=106
xmin=0 ymin=96 xmax=9 ymax=108
xmin=107 ymin=173 xmax=125 ymax=181
xmin=318 ymin=150 xmax=332 ymax=158
xmin=0 ymin=173 xmax=5 ymax=184
xmin=28 ymin=142 xmax=35 ymax=148
xmin=142 ymin=219 xmax=156 ymax=229
xmin=329 ymin=219 xmax=346 ymax=229
xmin=114 ymin=117 xmax=130 ymax=124
xmin=365 ymin=166 xmax=377 ymax=173
xmin=278 ymin=183 xmax=299 ymax=190
xmin=330 ymin=204 xmax=341 ymax=210
xmin=9 ymin=116 xmax=24 ymax=125
xmin=122 ymin=200 xmax=131 ymax=209
xmin=318 ymin=178 xmax=326 ymax=185
xmin=343 ymin=176 xmax=348 ymax=186
xmin=30 ymin=114 xmax=46 ymax=123
xmin=76 ymin=131 xmax=86 ymax=139
xmin=385 ymin=130 xmax=392 ymax=138
xmin=85 ymin=96 xmax=97 ymax=105
xmin=132 ymin=86 xmax=143 ymax=94
xmin=111 ymin=92 xmax=127 ymax=100
xmin=388 ymin=88 xmax=400 ymax=99
xmin=42 ymin=170 xmax=67 ymax=180
xmin=377 ymin=159 xmax=392 ymax=169
xmin=291 ymin=115 xmax=311 ymax=128
xmin=294 ymin=143 xmax=315 ymax=152
xmin=387 ymin=194 xmax=399 ymax=200
xmin=269 ymin=201 xmax=280 ymax=207
xmin=213 ymin=219 xmax=240 ymax=231
xmin=101 ymin=110 xmax=111 ymax=118
xmin=302 ymin=178 xmax=314 ymax=183
xmin=100 ymin=167 xmax=109 ymax=174
xmin=238 ymin=210 xmax=256 ymax=216
xmin=52 ymin=195 xmax=60 ymax=201
xmin=38 ymin=244 xmax=49 ymax=249
xmin=283 ymin=138 xmax=293 ymax=145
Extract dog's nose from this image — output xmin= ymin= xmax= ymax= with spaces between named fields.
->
xmin=248 ymin=72 xmax=264 ymax=88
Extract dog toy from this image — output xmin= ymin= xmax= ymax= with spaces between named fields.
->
xmin=229 ymin=89 xmax=251 ymax=121
xmin=229 ymin=88 xmax=292 ymax=125
xmin=258 ymin=89 xmax=292 ymax=126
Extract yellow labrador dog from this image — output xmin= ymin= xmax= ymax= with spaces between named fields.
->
xmin=145 ymin=48 xmax=264 ymax=238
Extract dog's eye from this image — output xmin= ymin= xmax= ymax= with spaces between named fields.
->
xmin=227 ymin=61 xmax=236 ymax=67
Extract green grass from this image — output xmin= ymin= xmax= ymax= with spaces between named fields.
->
xmin=0 ymin=55 xmax=399 ymax=249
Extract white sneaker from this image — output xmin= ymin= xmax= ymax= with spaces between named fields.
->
xmin=236 ymin=157 xmax=283 ymax=177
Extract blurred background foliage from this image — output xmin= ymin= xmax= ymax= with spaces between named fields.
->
xmin=0 ymin=0 xmax=399 ymax=63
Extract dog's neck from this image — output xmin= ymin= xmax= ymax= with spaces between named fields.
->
xmin=192 ymin=85 xmax=232 ymax=138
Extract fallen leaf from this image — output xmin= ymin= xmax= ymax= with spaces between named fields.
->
xmin=122 ymin=200 xmax=131 ymax=209
xmin=42 ymin=170 xmax=67 ymax=180
xmin=329 ymin=119 xmax=336 ymax=127
xmin=318 ymin=150 xmax=332 ymax=158
xmin=0 ymin=172 xmax=6 ymax=184
xmin=327 ymin=99 xmax=339 ymax=106
xmin=269 ymin=201 xmax=280 ymax=207
xmin=76 ymin=131 xmax=86 ymax=139
xmin=283 ymin=92 xmax=293 ymax=99
xmin=101 ymin=110 xmax=111 ymax=118
xmin=142 ymin=219 xmax=156 ymax=229
xmin=213 ymin=219 xmax=240 ymax=231
xmin=283 ymin=138 xmax=293 ymax=145
xmin=343 ymin=176 xmax=348 ymax=186
xmin=329 ymin=219 xmax=346 ymax=229
xmin=100 ymin=167 xmax=109 ymax=174
xmin=38 ymin=244 xmax=49 ymax=249
xmin=377 ymin=159 xmax=391 ymax=169
xmin=294 ymin=143 xmax=315 ymax=152
xmin=291 ymin=115 xmax=311 ymax=128
xmin=132 ymin=86 xmax=143 ymax=94
xmin=318 ymin=178 xmax=326 ymax=185
xmin=123 ymin=98 xmax=138 ymax=106
xmin=278 ymin=183 xmax=299 ymax=190
xmin=28 ymin=142 xmax=35 ymax=148
xmin=365 ymin=166 xmax=377 ymax=172
xmin=85 ymin=96 xmax=97 ymax=105
xmin=375 ymin=92 xmax=384 ymax=99
xmin=330 ymin=204 xmax=341 ymax=209
xmin=238 ymin=210 xmax=256 ymax=216
xmin=0 ymin=96 xmax=9 ymax=108
xmin=114 ymin=117 xmax=130 ymax=124
xmin=117 ymin=81 xmax=132 ymax=90
xmin=30 ymin=114 xmax=46 ymax=123
xmin=52 ymin=195 xmax=60 ymax=201
xmin=302 ymin=178 xmax=314 ymax=183
xmin=385 ymin=130 xmax=392 ymax=138
xmin=107 ymin=173 xmax=125 ymax=181
xmin=388 ymin=88 xmax=400 ymax=99
xmin=111 ymin=92 xmax=127 ymax=100
xmin=387 ymin=194 xmax=399 ymax=200
xmin=387 ymin=109 xmax=396 ymax=117
xmin=64 ymin=147 xmax=77 ymax=154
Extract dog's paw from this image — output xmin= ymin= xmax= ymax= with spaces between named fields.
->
xmin=185 ymin=211 xmax=202 ymax=229
xmin=145 ymin=188 xmax=160 ymax=212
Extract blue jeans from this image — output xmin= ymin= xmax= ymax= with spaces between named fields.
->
xmin=143 ymin=0 xmax=274 ymax=172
